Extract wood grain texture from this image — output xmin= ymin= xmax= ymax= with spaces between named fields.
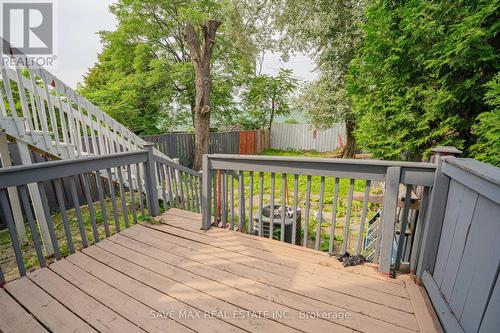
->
xmin=0 ymin=289 xmax=47 ymax=333
xmin=2 ymin=209 xmax=440 ymax=332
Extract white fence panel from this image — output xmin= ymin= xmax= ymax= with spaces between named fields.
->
xmin=270 ymin=123 xmax=346 ymax=152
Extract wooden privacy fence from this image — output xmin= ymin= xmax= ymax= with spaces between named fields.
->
xmin=143 ymin=129 xmax=270 ymax=167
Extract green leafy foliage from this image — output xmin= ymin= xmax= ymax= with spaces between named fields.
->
xmin=470 ymin=73 xmax=500 ymax=166
xmin=244 ymin=69 xmax=298 ymax=129
xmin=347 ymin=0 xmax=500 ymax=161
xmin=79 ymin=0 xmax=259 ymax=134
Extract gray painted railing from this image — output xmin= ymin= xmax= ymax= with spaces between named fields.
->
xmin=201 ymin=154 xmax=437 ymax=274
xmin=0 ymin=145 xmax=202 ymax=284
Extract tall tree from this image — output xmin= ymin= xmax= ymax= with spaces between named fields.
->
xmin=347 ymin=0 xmax=499 ymax=161
xmin=245 ymin=69 xmax=298 ymax=130
xmin=82 ymin=0 xmax=257 ymax=169
xmin=275 ymin=0 xmax=367 ymax=157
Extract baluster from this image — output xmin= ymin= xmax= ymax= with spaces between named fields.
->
xmin=238 ymin=171 xmax=245 ymax=231
xmin=221 ymin=171 xmax=227 ymax=228
xmin=53 ymin=83 xmax=69 ymax=149
xmin=0 ymin=190 xmax=26 ymax=276
xmin=81 ymin=173 xmax=99 ymax=243
xmin=116 ymin=166 xmax=129 ymax=228
xmin=357 ymin=180 xmax=372 ymax=255
xmin=158 ymin=163 xmax=168 ymax=211
xmin=0 ymin=82 xmax=9 ymax=116
xmin=135 ymin=163 xmax=145 ymax=216
xmin=76 ymin=103 xmax=89 ymax=154
xmin=171 ymin=165 xmax=179 ymax=208
xmin=292 ymin=174 xmax=299 ymax=245
xmin=165 ymin=166 xmax=175 ymax=209
xmin=303 ymin=175 xmax=312 ymax=247
xmin=37 ymin=183 xmax=61 ymax=259
xmin=329 ymin=178 xmax=340 ymax=254
xmin=269 ymin=173 xmax=275 ymax=239
xmin=19 ymin=186 xmax=46 ymax=266
xmin=68 ymin=176 xmax=88 ymax=247
xmin=40 ymin=70 xmax=62 ymax=153
xmin=191 ymin=174 xmax=199 ymax=213
xmin=280 ymin=174 xmax=287 ymax=242
xmin=14 ymin=67 xmax=36 ymax=140
xmin=230 ymin=174 xmax=235 ymax=230
xmin=184 ymin=172 xmax=192 ymax=211
xmin=248 ymin=171 xmax=254 ymax=234
xmin=127 ymin=165 xmax=138 ymax=224
xmin=342 ymin=179 xmax=355 ymax=254
xmin=315 ymin=176 xmax=326 ymax=250
xmin=0 ymin=63 xmax=18 ymax=119
xmin=53 ymin=179 xmax=75 ymax=254
xmin=258 ymin=172 xmax=264 ymax=237
xmin=106 ymin=168 xmax=120 ymax=231
xmin=395 ymin=185 xmax=413 ymax=270
xmin=29 ymin=69 xmax=51 ymax=148
xmin=94 ymin=171 xmax=110 ymax=237
xmin=213 ymin=171 xmax=218 ymax=226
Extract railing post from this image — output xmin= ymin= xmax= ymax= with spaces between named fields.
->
xmin=416 ymin=146 xmax=461 ymax=280
xmin=144 ymin=143 xmax=160 ymax=217
xmin=201 ymin=154 xmax=212 ymax=230
xmin=378 ymin=167 xmax=401 ymax=275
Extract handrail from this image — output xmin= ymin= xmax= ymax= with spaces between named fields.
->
xmin=0 ymin=151 xmax=147 ymax=188
xmin=202 ymin=154 xmax=437 ymax=274
xmin=207 ymin=154 xmax=436 ymax=186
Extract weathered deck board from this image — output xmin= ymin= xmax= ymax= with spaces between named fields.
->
xmin=0 ymin=289 xmax=47 ymax=333
xmin=5 ymin=277 xmax=97 ymax=333
xmin=116 ymin=229 xmax=416 ymax=333
xmin=151 ymin=217 xmax=410 ymax=301
xmin=128 ymin=223 xmax=418 ymax=330
xmin=2 ymin=208 xmax=438 ymax=333
xmin=167 ymin=208 xmax=408 ymax=285
xmin=27 ymin=268 xmax=143 ymax=333
xmin=50 ymin=257 xmax=193 ymax=333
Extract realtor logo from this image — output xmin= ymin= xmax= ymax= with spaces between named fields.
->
xmin=2 ymin=1 xmax=53 ymax=55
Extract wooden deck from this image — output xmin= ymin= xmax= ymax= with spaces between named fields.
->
xmin=0 ymin=209 xmax=439 ymax=333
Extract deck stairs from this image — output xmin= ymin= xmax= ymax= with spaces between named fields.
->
xmin=0 ymin=40 xmax=181 ymax=255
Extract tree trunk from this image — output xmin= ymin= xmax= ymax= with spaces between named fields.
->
xmin=184 ymin=20 xmax=221 ymax=170
xmin=193 ymin=61 xmax=211 ymax=170
xmin=343 ymin=120 xmax=356 ymax=158
xmin=268 ymin=98 xmax=275 ymax=130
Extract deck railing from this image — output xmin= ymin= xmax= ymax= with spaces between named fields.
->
xmin=0 ymin=147 xmax=201 ymax=284
xmin=201 ymin=154 xmax=437 ymax=273
xmin=154 ymin=154 xmax=202 ymax=214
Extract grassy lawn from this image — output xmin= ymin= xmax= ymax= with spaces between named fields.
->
xmin=262 ymin=149 xmax=340 ymax=158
